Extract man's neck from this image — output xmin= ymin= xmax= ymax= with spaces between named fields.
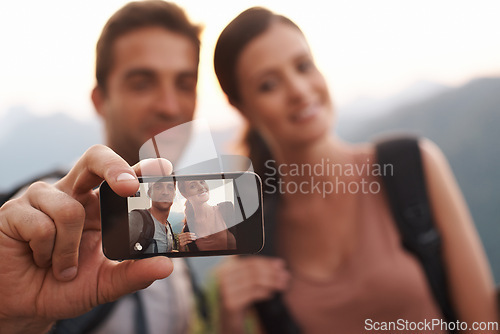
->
xmin=149 ymin=207 xmax=170 ymax=225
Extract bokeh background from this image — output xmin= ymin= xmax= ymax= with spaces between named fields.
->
xmin=1 ymin=0 xmax=499 ymax=282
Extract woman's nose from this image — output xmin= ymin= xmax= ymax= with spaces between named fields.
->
xmin=286 ymin=75 xmax=309 ymax=104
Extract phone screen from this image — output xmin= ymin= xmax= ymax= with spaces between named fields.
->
xmin=100 ymin=172 xmax=264 ymax=260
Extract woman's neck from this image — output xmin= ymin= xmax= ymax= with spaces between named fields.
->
xmin=270 ymin=135 xmax=350 ymax=182
xmin=265 ymin=134 xmax=360 ymax=206
xmin=191 ymin=202 xmax=211 ymax=218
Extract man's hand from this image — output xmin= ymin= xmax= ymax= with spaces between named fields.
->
xmin=0 ymin=145 xmax=174 ymax=334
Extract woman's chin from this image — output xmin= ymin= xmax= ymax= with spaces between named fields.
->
xmin=288 ymin=121 xmax=333 ymax=148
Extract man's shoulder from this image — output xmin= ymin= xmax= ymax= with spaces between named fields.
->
xmin=0 ymin=169 xmax=67 ymax=206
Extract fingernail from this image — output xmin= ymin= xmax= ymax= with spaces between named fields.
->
xmin=117 ymin=173 xmax=136 ymax=182
xmin=60 ymin=266 xmax=77 ymax=280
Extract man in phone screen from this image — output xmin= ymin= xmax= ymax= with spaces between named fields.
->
xmin=129 ymin=181 xmax=179 ymax=253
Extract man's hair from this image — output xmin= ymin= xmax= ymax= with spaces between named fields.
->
xmin=96 ymin=0 xmax=202 ymax=90
xmin=147 ymin=180 xmax=177 ymax=194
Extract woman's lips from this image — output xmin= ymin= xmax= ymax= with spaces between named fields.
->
xmin=197 ymin=191 xmax=208 ymax=197
xmin=290 ymin=103 xmax=320 ymax=123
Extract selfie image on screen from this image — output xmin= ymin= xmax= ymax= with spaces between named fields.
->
xmin=127 ymin=178 xmax=236 ymax=255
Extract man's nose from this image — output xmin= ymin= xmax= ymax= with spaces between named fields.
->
xmin=154 ymin=83 xmax=181 ymax=117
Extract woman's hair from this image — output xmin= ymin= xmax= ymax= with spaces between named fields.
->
xmin=214 ymin=7 xmax=301 ymax=104
xmin=177 ymin=181 xmax=195 ymax=226
xmin=213 ymin=7 xmax=303 ymax=190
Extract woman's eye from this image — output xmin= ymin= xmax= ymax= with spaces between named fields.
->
xmin=258 ymin=79 xmax=278 ymax=93
xmin=297 ymin=60 xmax=314 ymax=73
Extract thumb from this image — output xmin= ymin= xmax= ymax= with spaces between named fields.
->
xmin=100 ymin=257 xmax=174 ymax=303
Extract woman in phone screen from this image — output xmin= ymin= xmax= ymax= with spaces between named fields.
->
xmin=177 ymin=180 xmax=236 ymax=252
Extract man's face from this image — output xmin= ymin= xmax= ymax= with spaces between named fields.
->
xmin=94 ymin=26 xmax=198 ymax=163
xmin=149 ymin=181 xmax=176 ymax=212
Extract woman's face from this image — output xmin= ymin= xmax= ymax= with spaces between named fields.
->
xmin=235 ymin=22 xmax=334 ymax=149
xmin=182 ymin=180 xmax=210 ymax=204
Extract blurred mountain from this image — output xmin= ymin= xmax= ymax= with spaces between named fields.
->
xmin=337 ymin=77 xmax=500 ymax=281
xmin=0 ymin=111 xmax=103 ymax=192
xmin=337 ymin=80 xmax=450 ymax=120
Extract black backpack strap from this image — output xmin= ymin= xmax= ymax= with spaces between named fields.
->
xmin=166 ymin=220 xmax=178 ymax=250
xmin=217 ymin=201 xmax=235 ymax=224
xmin=53 ymin=302 xmax=117 ymax=334
xmin=0 ymin=170 xmax=67 ymax=207
xmin=54 ymin=292 xmax=151 ymax=334
xmin=217 ymin=201 xmax=238 ymax=239
xmin=184 ymin=258 xmax=210 ymax=323
xmin=253 ymin=193 xmax=302 ymax=334
xmin=376 ymin=137 xmax=457 ymax=331
xmin=182 ymin=222 xmax=199 ymax=252
xmin=132 ymin=209 xmax=156 ymax=253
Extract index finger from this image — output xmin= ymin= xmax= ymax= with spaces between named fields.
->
xmin=56 ymin=145 xmax=140 ymax=199
xmin=133 ymin=158 xmax=173 ymax=177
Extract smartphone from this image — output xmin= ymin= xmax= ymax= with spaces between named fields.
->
xmin=100 ymin=172 xmax=264 ymax=260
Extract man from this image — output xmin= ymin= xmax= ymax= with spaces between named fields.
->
xmin=130 ymin=181 xmax=178 ymax=254
xmin=0 ymin=1 xmax=202 ymax=333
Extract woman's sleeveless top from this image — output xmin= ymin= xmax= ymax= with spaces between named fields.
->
xmin=283 ymin=173 xmax=446 ymax=334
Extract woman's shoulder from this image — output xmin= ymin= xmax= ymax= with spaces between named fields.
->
xmin=338 ymin=140 xmax=377 ymax=163
xmin=342 ymin=137 xmax=445 ymax=165
xmin=216 ymin=201 xmax=235 ymax=210
xmin=216 ymin=201 xmax=235 ymax=224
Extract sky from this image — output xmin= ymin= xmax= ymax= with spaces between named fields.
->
xmin=1 ymin=0 xmax=500 ymax=127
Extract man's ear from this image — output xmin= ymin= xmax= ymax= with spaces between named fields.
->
xmin=91 ymin=86 xmax=106 ymax=118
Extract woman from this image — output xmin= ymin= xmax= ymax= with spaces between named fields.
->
xmin=178 ymin=180 xmax=236 ymax=252
xmin=213 ymin=7 xmax=497 ymax=334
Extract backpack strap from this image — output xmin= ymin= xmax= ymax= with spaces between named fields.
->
xmin=0 ymin=170 xmax=67 ymax=207
xmin=217 ymin=201 xmax=238 ymax=239
xmin=253 ymin=193 xmax=302 ymax=334
xmin=376 ymin=137 xmax=458 ymax=330
xmin=53 ymin=302 xmax=117 ymax=334
xmin=166 ymin=220 xmax=178 ymax=250
xmin=133 ymin=209 xmax=156 ymax=253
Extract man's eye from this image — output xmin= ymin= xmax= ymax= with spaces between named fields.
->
xmin=177 ymin=77 xmax=197 ymax=92
xmin=129 ymin=79 xmax=153 ymax=91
